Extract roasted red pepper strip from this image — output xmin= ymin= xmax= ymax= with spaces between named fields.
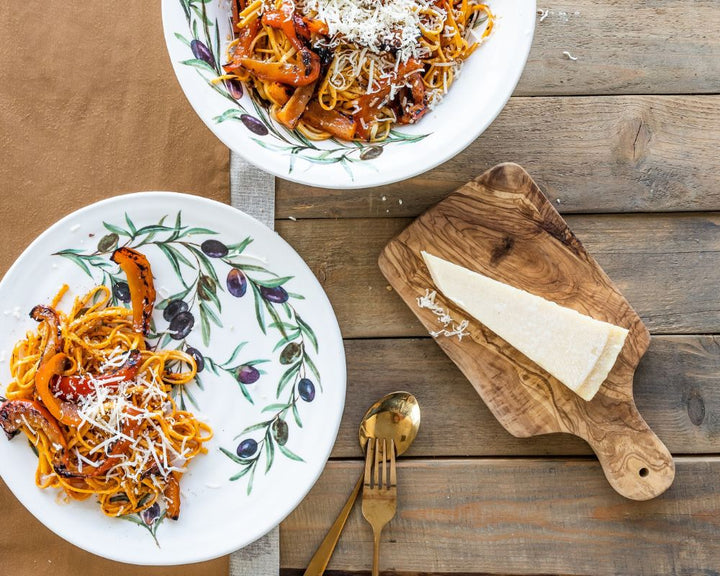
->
xmin=299 ymin=15 xmax=328 ymax=37
xmin=111 ymin=247 xmax=156 ymax=335
xmin=51 ymin=349 xmax=141 ymax=401
xmin=90 ymin=406 xmax=142 ymax=477
xmin=164 ymin=471 xmax=182 ymax=520
xmin=397 ymin=72 xmax=428 ymax=124
xmin=301 ymin=100 xmax=356 ymax=140
xmin=232 ymin=2 xmax=321 ymax=87
xmin=231 ymin=0 xmax=242 ymax=28
xmin=35 ymin=353 xmax=81 ymax=427
xmin=0 ymin=398 xmax=68 ymax=450
xmin=30 ymin=305 xmax=62 ymax=363
xmin=276 ymin=81 xmax=316 ymax=129
xmin=237 ymin=57 xmax=319 ymax=86
xmin=226 ymin=19 xmax=260 ymax=64
xmin=262 ymin=1 xmax=304 ymax=52
xmin=354 ymin=59 xmax=424 ymax=140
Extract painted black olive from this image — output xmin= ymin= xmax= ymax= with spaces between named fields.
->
xmin=360 ymin=146 xmax=383 ymax=160
xmin=186 ymin=346 xmax=205 ymax=373
xmin=163 ymin=299 xmax=189 ymax=322
xmin=226 ymin=268 xmax=247 ymax=297
xmin=200 ymin=239 xmax=228 ymax=258
xmin=168 ymin=311 xmax=194 ymax=340
xmin=236 ymin=438 xmax=258 ymax=458
xmin=237 ymin=365 xmax=260 ymax=384
xmin=298 ymin=378 xmax=315 ymax=402
xmin=113 ymin=281 xmax=131 ymax=303
xmin=272 ymin=419 xmax=289 ymax=446
xmin=260 ymin=285 xmax=289 ymax=304
xmin=191 ymin=39 xmax=216 ymax=68
xmin=280 ymin=342 xmax=302 ymax=365
xmin=97 ymin=233 xmax=119 ymax=253
xmin=141 ymin=502 xmax=161 ymax=526
xmin=241 ymin=114 xmax=269 ymax=136
xmin=226 ymin=78 xmax=243 ymax=99
xmin=198 ymin=275 xmax=217 ymax=301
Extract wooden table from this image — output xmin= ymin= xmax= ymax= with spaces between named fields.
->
xmin=274 ymin=2 xmax=720 ymax=574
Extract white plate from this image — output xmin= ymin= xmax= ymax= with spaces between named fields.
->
xmin=0 ymin=192 xmax=346 ymax=565
xmin=161 ymin=0 xmax=536 ymax=189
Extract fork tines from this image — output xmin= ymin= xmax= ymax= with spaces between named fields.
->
xmin=364 ymin=437 xmax=397 ymax=489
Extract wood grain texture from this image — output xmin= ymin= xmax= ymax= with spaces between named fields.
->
xmin=332 ymin=335 xmax=720 ymax=458
xmin=281 ymin=458 xmax=720 ymax=575
xmin=276 ymin=96 xmax=720 ymax=217
xmin=516 ymin=1 xmax=720 ymax=97
xmin=276 ymin=211 xmax=720 ymax=337
xmin=378 ymin=163 xmax=673 ymax=499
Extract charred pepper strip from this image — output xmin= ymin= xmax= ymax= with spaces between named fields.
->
xmin=0 ymin=398 xmax=67 ymax=449
xmin=51 ymin=349 xmax=141 ymax=401
xmin=35 ymin=352 xmax=81 ymax=427
xmin=164 ymin=471 xmax=182 ymax=520
xmin=30 ymin=305 xmax=62 ymax=362
xmin=229 ymin=1 xmax=321 ymax=87
xmin=262 ymin=2 xmax=305 ymax=52
xmin=276 ymin=81 xmax=317 ymax=129
xmin=301 ymin=100 xmax=356 ymax=140
xmin=236 ymin=58 xmax=320 ymax=86
xmin=111 ymin=247 xmax=156 ymax=335
xmin=397 ymin=71 xmax=429 ymax=124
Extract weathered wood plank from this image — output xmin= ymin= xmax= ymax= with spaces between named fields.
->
xmin=281 ymin=572 xmax=521 ymax=576
xmin=280 ymin=457 xmax=720 ymax=575
xmin=517 ymin=1 xmax=720 ymax=97
xmin=277 ymin=213 xmax=720 ymax=336
xmin=332 ymin=336 xmax=720 ymax=458
xmin=276 ymin=96 xmax=720 ymax=217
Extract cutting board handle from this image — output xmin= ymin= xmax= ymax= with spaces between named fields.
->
xmin=582 ymin=398 xmax=675 ymax=501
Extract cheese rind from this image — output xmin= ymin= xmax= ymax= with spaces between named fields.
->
xmin=421 ymin=251 xmax=628 ymax=400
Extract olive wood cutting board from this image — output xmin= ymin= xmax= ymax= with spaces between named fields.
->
xmin=378 ymin=162 xmax=675 ymax=500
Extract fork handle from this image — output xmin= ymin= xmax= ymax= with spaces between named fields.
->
xmin=372 ymin=526 xmax=382 ymax=576
xmin=303 ymin=472 xmax=363 ymax=576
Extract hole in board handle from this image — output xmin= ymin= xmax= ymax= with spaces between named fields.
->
xmin=639 ymin=467 xmax=649 ymax=478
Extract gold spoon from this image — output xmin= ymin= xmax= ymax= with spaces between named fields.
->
xmin=303 ymin=391 xmax=421 ymax=576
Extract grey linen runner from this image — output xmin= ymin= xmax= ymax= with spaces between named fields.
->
xmin=228 ymin=152 xmax=279 ymax=575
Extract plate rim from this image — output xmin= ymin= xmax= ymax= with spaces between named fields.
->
xmin=0 ymin=191 xmax=347 ymax=565
xmin=160 ymin=0 xmax=537 ymax=189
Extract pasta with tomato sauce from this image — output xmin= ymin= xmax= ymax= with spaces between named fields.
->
xmin=222 ymin=0 xmax=495 ymax=141
xmin=0 ymin=248 xmax=211 ymax=520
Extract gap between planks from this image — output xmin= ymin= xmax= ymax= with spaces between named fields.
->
xmin=276 ymin=95 xmax=720 ymax=217
xmin=333 ymin=336 xmax=720 ymax=458
xmin=276 ymin=214 xmax=720 ymax=336
xmin=280 ymin=456 xmax=720 ymax=575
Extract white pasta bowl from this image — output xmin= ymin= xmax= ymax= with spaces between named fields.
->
xmin=161 ymin=0 xmax=536 ymax=189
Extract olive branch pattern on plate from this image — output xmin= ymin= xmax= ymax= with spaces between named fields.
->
xmin=54 ymin=211 xmax=322 ymax=534
xmin=172 ymin=0 xmax=429 ymax=178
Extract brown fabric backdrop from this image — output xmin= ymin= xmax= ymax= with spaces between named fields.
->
xmin=0 ymin=1 xmax=229 ymax=573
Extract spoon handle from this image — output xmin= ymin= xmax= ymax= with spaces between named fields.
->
xmin=303 ymin=472 xmax=363 ymax=576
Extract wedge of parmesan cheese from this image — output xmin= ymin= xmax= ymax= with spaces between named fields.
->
xmin=574 ymin=325 xmax=628 ymax=400
xmin=421 ymin=251 xmax=628 ymax=400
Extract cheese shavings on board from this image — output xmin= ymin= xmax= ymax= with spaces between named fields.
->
xmin=421 ymin=251 xmax=628 ymax=401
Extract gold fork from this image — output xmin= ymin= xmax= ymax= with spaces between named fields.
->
xmin=361 ymin=437 xmax=397 ymax=576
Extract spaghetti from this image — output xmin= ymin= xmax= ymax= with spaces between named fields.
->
xmin=0 ymin=248 xmax=211 ymax=520
xmin=223 ymin=0 xmax=495 ymax=141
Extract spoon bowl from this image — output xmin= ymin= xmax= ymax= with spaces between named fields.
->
xmin=359 ymin=392 xmax=421 ymax=455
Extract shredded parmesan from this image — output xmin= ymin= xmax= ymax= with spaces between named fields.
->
xmin=69 ymin=356 xmax=184 ymax=480
xmin=417 ymin=289 xmax=470 ymax=341
xmin=298 ymin=0 xmax=429 ymax=62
